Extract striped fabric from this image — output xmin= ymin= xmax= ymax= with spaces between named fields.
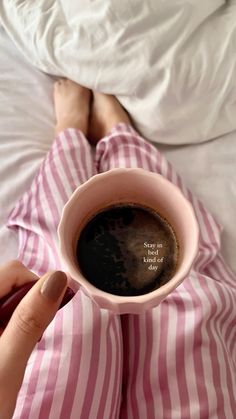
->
xmin=7 ymin=123 xmax=236 ymax=418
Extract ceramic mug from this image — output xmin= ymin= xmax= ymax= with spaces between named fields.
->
xmin=58 ymin=168 xmax=199 ymax=314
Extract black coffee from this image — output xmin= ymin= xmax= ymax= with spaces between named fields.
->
xmin=76 ymin=204 xmax=179 ymax=296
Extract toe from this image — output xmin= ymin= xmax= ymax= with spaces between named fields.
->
xmin=54 ymin=80 xmax=60 ymax=90
xmin=54 ymin=78 xmax=64 ymax=91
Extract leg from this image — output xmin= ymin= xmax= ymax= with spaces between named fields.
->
xmin=92 ymin=94 xmax=236 ymax=418
xmin=92 ymin=93 xmax=222 ymax=265
xmin=8 ymin=81 xmax=122 ymax=419
xmin=8 ymin=80 xmax=94 ymax=276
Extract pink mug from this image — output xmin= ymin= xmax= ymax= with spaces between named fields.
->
xmin=58 ymin=168 xmax=199 ymax=314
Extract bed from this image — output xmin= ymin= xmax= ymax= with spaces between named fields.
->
xmin=0 ymin=19 xmax=236 ymax=273
xmin=0 ymin=4 xmax=236 ymax=418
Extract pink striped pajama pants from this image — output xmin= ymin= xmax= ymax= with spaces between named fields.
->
xmin=8 ymin=123 xmax=236 ymax=418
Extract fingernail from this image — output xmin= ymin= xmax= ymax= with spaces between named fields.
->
xmin=41 ymin=271 xmax=67 ymax=302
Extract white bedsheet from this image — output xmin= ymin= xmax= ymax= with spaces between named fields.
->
xmin=0 ymin=26 xmax=236 ymax=273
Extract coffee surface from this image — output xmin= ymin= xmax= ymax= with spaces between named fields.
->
xmin=76 ymin=204 xmax=179 ymax=296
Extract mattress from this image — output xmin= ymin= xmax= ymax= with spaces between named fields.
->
xmin=0 ymin=25 xmax=236 ymax=273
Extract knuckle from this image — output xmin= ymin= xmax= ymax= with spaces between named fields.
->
xmin=14 ymin=305 xmax=43 ymax=335
xmin=6 ymin=259 xmax=24 ymax=270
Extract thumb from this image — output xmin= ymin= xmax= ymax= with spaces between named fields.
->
xmin=0 ymin=271 xmax=67 ymax=403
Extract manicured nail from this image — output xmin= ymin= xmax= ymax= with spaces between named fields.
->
xmin=41 ymin=271 xmax=67 ymax=302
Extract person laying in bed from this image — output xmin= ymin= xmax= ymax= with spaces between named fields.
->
xmin=0 ymin=79 xmax=235 ymax=419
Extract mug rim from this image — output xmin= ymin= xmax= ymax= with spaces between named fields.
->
xmin=58 ymin=168 xmax=199 ymax=313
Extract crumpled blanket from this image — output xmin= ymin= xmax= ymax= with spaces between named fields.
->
xmin=1 ymin=0 xmax=236 ymax=145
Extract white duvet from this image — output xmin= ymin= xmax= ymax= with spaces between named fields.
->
xmin=1 ymin=0 xmax=236 ymax=145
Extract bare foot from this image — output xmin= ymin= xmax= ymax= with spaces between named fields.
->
xmin=54 ymin=79 xmax=91 ymax=135
xmin=88 ymin=92 xmax=131 ymax=145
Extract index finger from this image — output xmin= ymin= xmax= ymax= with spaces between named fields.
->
xmin=0 ymin=260 xmax=38 ymax=298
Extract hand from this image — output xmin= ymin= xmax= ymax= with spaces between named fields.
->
xmin=0 ymin=261 xmax=67 ymax=419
